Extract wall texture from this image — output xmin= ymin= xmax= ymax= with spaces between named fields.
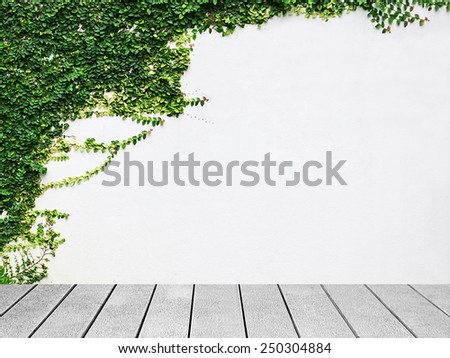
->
xmin=39 ymin=10 xmax=450 ymax=283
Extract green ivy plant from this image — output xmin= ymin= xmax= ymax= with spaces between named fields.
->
xmin=1 ymin=0 xmax=448 ymax=284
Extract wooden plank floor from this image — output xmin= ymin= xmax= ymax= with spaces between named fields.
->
xmin=0 ymin=285 xmax=449 ymax=338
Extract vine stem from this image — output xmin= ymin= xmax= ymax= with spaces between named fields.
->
xmin=41 ymin=129 xmax=152 ymax=192
xmin=7 ymin=248 xmax=50 ymax=281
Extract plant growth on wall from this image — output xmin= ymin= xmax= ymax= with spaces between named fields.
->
xmin=1 ymin=0 xmax=449 ymax=283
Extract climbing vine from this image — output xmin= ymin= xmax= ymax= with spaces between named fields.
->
xmin=1 ymin=0 xmax=449 ymax=283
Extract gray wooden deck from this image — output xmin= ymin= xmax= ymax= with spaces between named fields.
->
xmin=1 ymin=285 xmax=449 ymax=338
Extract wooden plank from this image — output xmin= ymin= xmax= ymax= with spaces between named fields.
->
xmin=139 ymin=285 xmax=192 ymax=338
xmin=323 ymin=285 xmax=412 ymax=338
xmin=280 ymin=285 xmax=354 ymax=338
xmin=369 ymin=285 xmax=450 ymax=338
xmin=410 ymin=285 xmax=450 ymax=317
xmin=32 ymin=285 xmax=114 ymax=338
xmin=240 ymin=285 xmax=297 ymax=338
xmin=0 ymin=285 xmax=35 ymax=316
xmin=86 ymin=285 xmax=155 ymax=338
xmin=191 ymin=285 xmax=245 ymax=338
xmin=0 ymin=285 xmax=72 ymax=338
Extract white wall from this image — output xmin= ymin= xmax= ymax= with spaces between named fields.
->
xmin=39 ymin=10 xmax=450 ymax=283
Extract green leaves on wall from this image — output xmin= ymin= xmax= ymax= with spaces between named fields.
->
xmin=1 ymin=0 xmax=448 ymax=283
